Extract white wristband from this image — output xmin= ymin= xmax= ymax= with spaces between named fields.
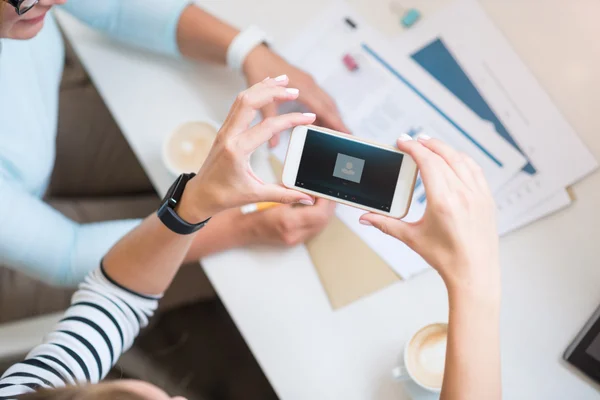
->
xmin=226 ymin=25 xmax=271 ymax=73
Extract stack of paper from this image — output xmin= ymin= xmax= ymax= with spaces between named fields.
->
xmin=390 ymin=0 xmax=597 ymax=235
xmin=272 ymin=0 xmax=597 ymax=279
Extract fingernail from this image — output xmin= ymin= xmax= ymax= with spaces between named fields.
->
xmin=302 ymin=112 xmax=316 ymax=118
xmin=417 ymin=133 xmax=431 ymax=141
xmin=274 ymin=74 xmax=288 ymax=81
xmin=262 ymin=76 xmax=270 ymax=81
xmin=359 ymin=219 xmax=372 ymax=226
xmin=398 ymin=133 xmax=413 ymax=142
xmin=286 ymin=88 xmax=300 ymax=95
xmin=299 ymin=199 xmax=314 ymax=206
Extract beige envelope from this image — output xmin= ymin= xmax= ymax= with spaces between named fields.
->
xmin=270 ymin=156 xmax=400 ymax=310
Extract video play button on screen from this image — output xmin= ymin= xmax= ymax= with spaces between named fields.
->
xmin=333 ymin=153 xmax=365 ymax=184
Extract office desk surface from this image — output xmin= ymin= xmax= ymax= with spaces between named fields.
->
xmin=56 ymin=0 xmax=600 ymax=398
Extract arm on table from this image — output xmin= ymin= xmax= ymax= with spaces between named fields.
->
xmin=58 ymin=0 xmax=238 ymax=62
xmin=176 ymin=5 xmax=351 ymax=136
xmin=59 ymin=0 xmax=190 ymax=57
xmin=60 ymin=0 xmax=349 ymax=139
xmin=0 ymin=178 xmax=139 ymax=286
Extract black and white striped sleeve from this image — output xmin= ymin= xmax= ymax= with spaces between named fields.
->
xmin=0 ymin=266 xmax=160 ymax=398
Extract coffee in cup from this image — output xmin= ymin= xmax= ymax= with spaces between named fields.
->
xmin=392 ymin=322 xmax=448 ymax=393
xmin=163 ymin=121 xmax=219 ymax=176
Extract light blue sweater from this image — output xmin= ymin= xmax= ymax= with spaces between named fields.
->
xmin=0 ymin=0 xmax=189 ymax=286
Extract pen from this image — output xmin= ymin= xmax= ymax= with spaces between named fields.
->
xmin=240 ymin=202 xmax=280 ymax=215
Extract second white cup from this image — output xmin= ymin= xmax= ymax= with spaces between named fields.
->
xmin=392 ymin=322 xmax=448 ymax=393
xmin=162 ymin=120 xmax=220 ymax=176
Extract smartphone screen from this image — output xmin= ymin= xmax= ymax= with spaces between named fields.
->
xmin=295 ymin=128 xmax=404 ymax=212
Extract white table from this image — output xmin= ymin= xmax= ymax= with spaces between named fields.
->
xmin=50 ymin=0 xmax=600 ymax=398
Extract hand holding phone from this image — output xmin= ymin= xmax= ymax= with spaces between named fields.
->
xmin=359 ymin=136 xmax=499 ymax=294
xmin=182 ymin=78 xmax=318 ymax=223
xmin=362 ymin=136 xmax=501 ymax=400
xmin=282 ymin=125 xmax=418 ymax=218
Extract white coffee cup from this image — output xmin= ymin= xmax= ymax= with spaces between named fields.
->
xmin=392 ymin=322 xmax=448 ymax=393
xmin=162 ymin=120 xmax=220 ymax=176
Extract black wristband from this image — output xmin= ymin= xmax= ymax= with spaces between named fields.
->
xmin=157 ymin=173 xmax=211 ymax=235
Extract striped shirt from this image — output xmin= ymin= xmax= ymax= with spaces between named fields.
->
xmin=0 ymin=267 xmax=160 ymax=399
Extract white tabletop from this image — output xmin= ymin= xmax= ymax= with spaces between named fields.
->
xmin=56 ymin=0 xmax=600 ymax=399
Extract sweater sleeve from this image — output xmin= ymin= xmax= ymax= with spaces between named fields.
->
xmin=0 ymin=178 xmax=141 ymax=286
xmin=0 ymin=267 xmax=160 ymax=398
xmin=59 ymin=0 xmax=191 ymax=57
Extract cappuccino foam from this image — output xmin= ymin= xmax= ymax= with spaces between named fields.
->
xmin=406 ymin=323 xmax=447 ymax=389
xmin=165 ymin=122 xmax=218 ymax=174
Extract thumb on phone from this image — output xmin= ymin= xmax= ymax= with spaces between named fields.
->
xmin=260 ymin=184 xmax=315 ymax=206
xmin=359 ymin=213 xmax=416 ymax=246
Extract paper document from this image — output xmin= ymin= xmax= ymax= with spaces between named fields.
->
xmin=273 ymin=0 xmax=596 ymax=278
xmin=392 ymin=0 xmax=597 ymax=233
xmin=274 ymin=1 xmax=527 ymax=278
xmin=502 ymin=190 xmax=572 ymax=234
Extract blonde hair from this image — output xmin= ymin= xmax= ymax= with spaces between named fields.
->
xmin=17 ymin=384 xmax=147 ymax=400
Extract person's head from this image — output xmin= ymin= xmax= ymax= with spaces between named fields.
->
xmin=1 ymin=0 xmax=67 ymax=39
xmin=17 ymin=380 xmax=188 ymax=400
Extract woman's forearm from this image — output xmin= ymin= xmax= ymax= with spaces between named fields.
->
xmin=101 ymin=79 xmax=315 ymax=294
xmin=183 ymin=208 xmax=249 ymax=262
xmin=442 ymin=284 xmax=502 ymax=400
xmin=102 ymin=197 xmax=211 ymax=295
xmin=176 ymin=5 xmax=239 ymax=64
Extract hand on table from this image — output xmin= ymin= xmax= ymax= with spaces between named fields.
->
xmin=243 ymin=45 xmax=349 ymax=147
xmin=179 ymin=77 xmax=316 ymax=223
xmin=359 ymin=135 xmax=500 ymax=294
xmin=186 ymin=199 xmax=335 ymax=260
xmin=240 ymin=199 xmax=336 ymax=247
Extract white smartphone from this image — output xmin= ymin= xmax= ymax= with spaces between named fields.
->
xmin=282 ymin=125 xmax=418 ymax=218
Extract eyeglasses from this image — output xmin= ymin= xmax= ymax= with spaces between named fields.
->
xmin=4 ymin=0 xmax=39 ymax=16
